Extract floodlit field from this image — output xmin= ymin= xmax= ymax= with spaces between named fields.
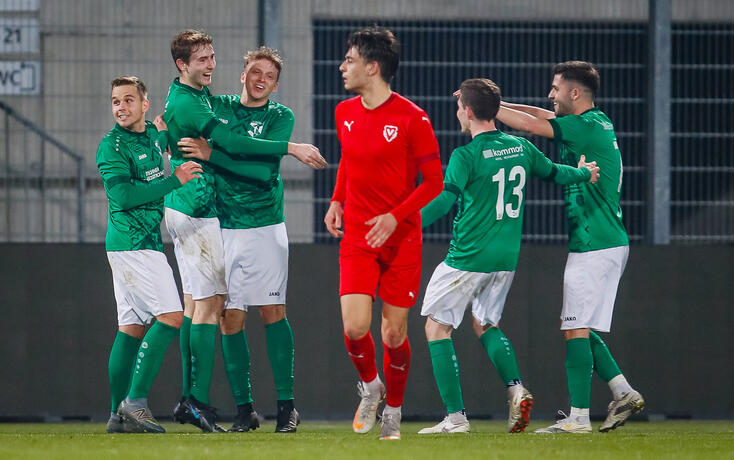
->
xmin=1 ymin=420 xmax=732 ymax=459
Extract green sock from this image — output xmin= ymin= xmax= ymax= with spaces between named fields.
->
xmin=127 ymin=321 xmax=179 ymax=400
xmin=108 ymin=331 xmax=141 ymax=412
xmin=589 ymin=331 xmax=622 ymax=382
xmin=265 ymin=318 xmax=295 ymax=401
xmin=180 ymin=315 xmax=192 ymax=398
xmin=428 ymin=339 xmax=464 ymax=414
xmin=479 ymin=328 xmax=522 ymax=386
xmin=565 ymin=337 xmax=593 ymax=409
xmin=221 ymin=330 xmax=253 ymax=405
xmin=190 ymin=323 xmax=218 ymax=405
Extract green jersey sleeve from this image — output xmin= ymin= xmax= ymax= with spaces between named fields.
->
xmin=524 ymin=139 xmax=591 ymax=185
xmin=207 ymin=149 xmax=272 ymax=182
xmin=421 ymin=148 xmax=469 ymax=227
xmin=549 ymin=114 xmax=595 ymax=156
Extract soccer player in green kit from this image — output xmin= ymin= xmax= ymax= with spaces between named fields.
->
xmin=418 ymin=78 xmax=599 ymax=435
xmin=97 ymin=76 xmax=203 ymax=433
xmin=178 ymin=46 xmax=300 ymax=433
xmin=163 ymin=30 xmax=326 ymax=432
xmin=496 ymin=61 xmax=645 ymax=433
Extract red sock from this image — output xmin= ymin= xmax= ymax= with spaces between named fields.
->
xmin=383 ymin=338 xmax=411 ymax=407
xmin=344 ymin=332 xmax=378 ymax=383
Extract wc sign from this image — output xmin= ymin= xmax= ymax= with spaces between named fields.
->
xmin=0 ymin=61 xmax=40 ymax=95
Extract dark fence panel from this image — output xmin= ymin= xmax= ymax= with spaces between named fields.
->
xmin=1 ymin=243 xmax=731 ymax=421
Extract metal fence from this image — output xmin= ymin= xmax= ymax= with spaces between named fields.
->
xmin=1 ymin=3 xmax=732 ymax=244
xmin=314 ymin=20 xmax=649 ymax=243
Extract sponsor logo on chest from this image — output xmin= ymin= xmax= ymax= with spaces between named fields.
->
xmin=383 ymin=124 xmax=398 ymax=142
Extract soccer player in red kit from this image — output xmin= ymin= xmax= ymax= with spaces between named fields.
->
xmin=324 ymin=26 xmax=443 ymax=440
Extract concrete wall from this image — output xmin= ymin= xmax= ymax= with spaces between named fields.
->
xmin=1 ymin=243 xmax=731 ymax=421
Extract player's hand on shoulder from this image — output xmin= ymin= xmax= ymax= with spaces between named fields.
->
xmin=153 ymin=114 xmax=167 ymax=132
xmin=288 ymin=142 xmax=328 ymax=170
xmin=578 ymin=155 xmax=600 ymax=183
xmin=173 ymin=160 xmax=202 ymax=185
xmin=324 ymin=201 xmax=344 ymax=238
xmin=365 ymin=213 xmax=398 ymax=248
xmin=179 ymin=137 xmax=212 ymax=161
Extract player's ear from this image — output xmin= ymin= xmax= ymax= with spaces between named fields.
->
xmin=272 ymin=81 xmax=279 ymax=93
xmin=240 ymin=71 xmax=246 ymax=84
xmin=367 ymin=61 xmax=379 ymax=77
xmin=142 ymin=97 xmax=150 ymax=113
xmin=176 ymin=58 xmax=187 ymax=73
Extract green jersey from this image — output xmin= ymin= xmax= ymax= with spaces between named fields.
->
xmin=162 ymin=78 xmax=289 ymax=218
xmin=548 ymin=108 xmax=628 ymax=252
xmin=209 ymin=95 xmax=294 ymax=229
xmin=96 ymin=122 xmax=181 ymax=252
xmin=421 ymin=130 xmax=590 ymax=273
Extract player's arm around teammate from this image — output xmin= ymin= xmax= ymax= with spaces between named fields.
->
xmin=495 ymin=62 xmax=644 ymax=434
xmin=97 ymin=76 xmax=201 ymax=434
xmin=177 ymin=47 xmax=301 ymax=433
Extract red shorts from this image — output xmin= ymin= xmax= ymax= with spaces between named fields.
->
xmin=339 ymin=238 xmax=422 ymax=308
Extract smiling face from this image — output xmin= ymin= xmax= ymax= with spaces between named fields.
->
xmin=548 ymin=73 xmax=575 ymax=117
xmin=178 ymin=44 xmax=216 ymax=90
xmin=241 ymin=58 xmax=279 ymax=106
xmin=338 ymin=46 xmax=373 ymax=94
xmin=111 ymin=84 xmax=148 ymax=132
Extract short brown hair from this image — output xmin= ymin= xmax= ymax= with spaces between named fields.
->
xmin=171 ymin=29 xmax=213 ymax=72
xmin=459 ymin=78 xmax=501 ymax=122
xmin=244 ymin=46 xmax=284 ymax=81
xmin=110 ymin=76 xmax=147 ymax=100
xmin=553 ymin=61 xmax=600 ymax=97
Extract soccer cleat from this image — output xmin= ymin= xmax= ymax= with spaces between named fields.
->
xmin=106 ymin=414 xmax=124 ymax=434
xmin=184 ymin=397 xmax=226 ymax=433
xmin=173 ymin=397 xmax=197 ymax=425
xmin=229 ymin=404 xmax=260 ymax=433
xmin=117 ymin=399 xmax=165 ymax=434
xmin=275 ymin=400 xmax=300 ymax=433
xmin=379 ymin=406 xmax=401 ymax=440
xmin=534 ymin=411 xmax=592 ymax=434
xmin=418 ymin=411 xmax=470 ymax=434
xmin=507 ymin=387 xmax=534 ymax=433
xmin=599 ymin=390 xmax=645 ymax=432
xmin=352 ymin=380 xmax=386 ymax=434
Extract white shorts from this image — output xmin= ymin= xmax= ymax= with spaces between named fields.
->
xmin=420 ymin=261 xmax=515 ymax=329
xmin=222 ymin=222 xmax=288 ymax=311
xmin=164 ymin=207 xmax=227 ymax=300
xmin=561 ymin=245 xmax=629 ymax=332
xmin=107 ymin=250 xmax=182 ymax=326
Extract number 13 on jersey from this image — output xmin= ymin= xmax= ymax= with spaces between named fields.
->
xmin=492 ymin=166 xmax=526 ymax=220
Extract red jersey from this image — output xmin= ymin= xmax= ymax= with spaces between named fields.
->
xmin=332 ymin=93 xmax=443 ymax=246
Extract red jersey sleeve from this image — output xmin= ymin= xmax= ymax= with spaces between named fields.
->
xmin=331 ymin=156 xmax=347 ymax=203
xmin=390 ymin=112 xmax=443 ymax=222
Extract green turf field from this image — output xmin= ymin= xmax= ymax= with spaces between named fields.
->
xmin=1 ymin=420 xmax=732 ymax=459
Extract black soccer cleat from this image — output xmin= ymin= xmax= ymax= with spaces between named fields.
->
xmin=275 ymin=399 xmax=300 ymax=433
xmin=184 ymin=397 xmax=226 ymax=433
xmin=173 ymin=396 xmax=197 ymax=425
xmin=229 ymin=403 xmax=260 ymax=433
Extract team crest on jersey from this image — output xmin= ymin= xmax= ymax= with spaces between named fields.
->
xmin=383 ymin=125 xmax=398 ymax=142
xmin=248 ymin=121 xmax=264 ymax=137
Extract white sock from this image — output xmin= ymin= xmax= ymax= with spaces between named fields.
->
xmin=507 ymin=384 xmax=525 ymax=400
xmin=569 ymin=407 xmax=590 ymax=421
xmin=365 ymin=375 xmax=383 ymax=392
xmin=448 ymin=411 xmax=468 ymax=424
xmin=383 ymin=404 xmax=401 ymax=415
xmin=608 ymin=374 xmax=634 ymax=399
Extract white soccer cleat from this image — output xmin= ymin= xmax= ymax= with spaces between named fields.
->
xmin=352 ymin=379 xmax=386 ymax=434
xmin=599 ymin=390 xmax=645 ymax=432
xmin=379 ymin=406 xmax=401 ymax=440
xmin=534 ymin=411 xmax=592 ymax=434
xmin=418 ymin=411 xmax=470 ymax=434
xmin=507 ymin=387 xmax=534 ymax=433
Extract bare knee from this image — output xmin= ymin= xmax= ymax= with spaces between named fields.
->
xmin=157 ymin=311 xmax=184 ymax=329
xmin=259 ymin=305 xmax=286 ymax=325
xmin=381 ymin=323 xmax=407 ymax=348
xmin=220 ymin=309 xmax=245 ymax=335
xmin=344 ymin=323 xmax=370 ymax=340
xmin=472 ymin=317 xmax=492 ymax=338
